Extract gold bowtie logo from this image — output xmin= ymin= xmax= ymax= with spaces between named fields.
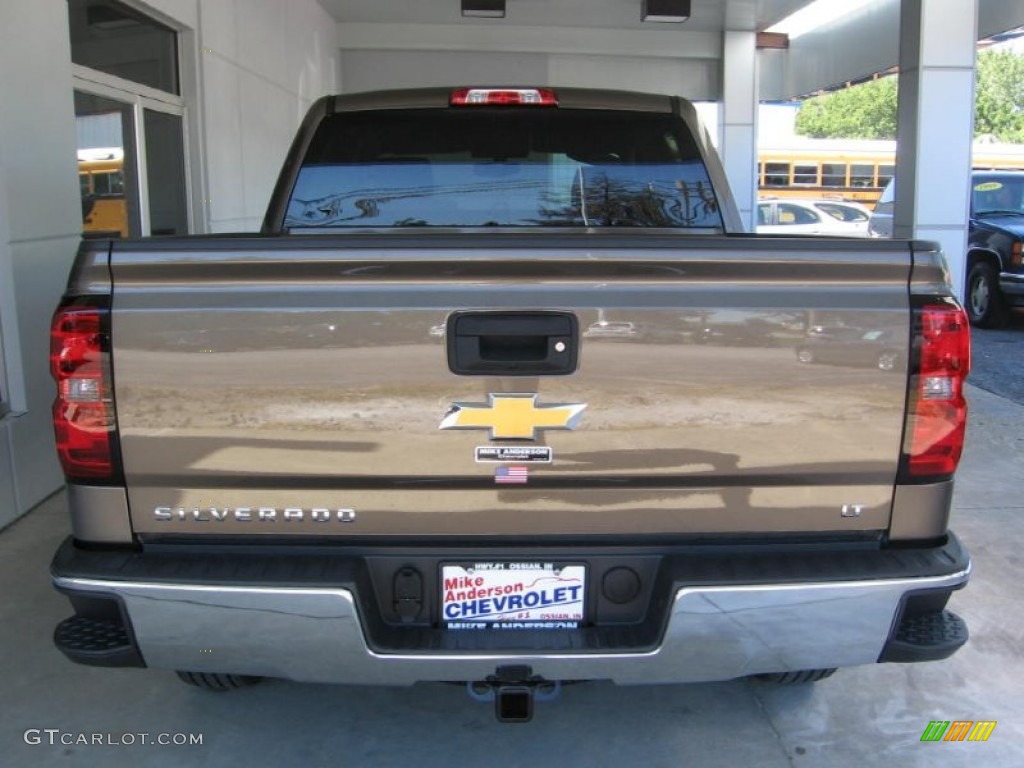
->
xmin=440 ymin=394 xmax=586 ymax=440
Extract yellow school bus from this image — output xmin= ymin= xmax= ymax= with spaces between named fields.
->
xmin=758 ymin=139 xmax=1024 ymax=209
xmin=78 ymin=149 xmax=129 ymax=238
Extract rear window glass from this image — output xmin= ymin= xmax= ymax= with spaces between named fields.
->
xmin=816 ymin=202 xmax=867 ymax=222
xmin=777 ymin=204 xmax=818 ymax=225
xmin=285 ymin=108 xmax=722 ymax=230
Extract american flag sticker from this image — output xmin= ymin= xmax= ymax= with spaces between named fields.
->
xmin=495 ymin=465 xmax=529 ymax=484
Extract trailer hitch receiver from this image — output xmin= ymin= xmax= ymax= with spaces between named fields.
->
xmin=467 ymin=665 xmax=562 ymax=723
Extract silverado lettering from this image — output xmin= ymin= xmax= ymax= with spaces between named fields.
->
xmin=152 ymin=507 xmax=357 ymax=523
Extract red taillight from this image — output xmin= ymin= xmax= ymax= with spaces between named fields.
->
xmin=50 ymin=304 xmax=119 ymax=481
xmin=903 ymin=303 xmax=971 ymax=479
xmin=450 ymin=87 xmax=558 ymax=106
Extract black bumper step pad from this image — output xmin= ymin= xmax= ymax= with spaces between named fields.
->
xmin=54 ymin=616 xmax=145 ymax=668
xmin=880 ymin=610 xmax=969 ymax=663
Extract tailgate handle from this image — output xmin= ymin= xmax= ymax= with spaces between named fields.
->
xmin=447 ymin=312 xmax=578 ymax=376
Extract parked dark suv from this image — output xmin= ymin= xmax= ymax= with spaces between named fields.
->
xmin=967 ymin=171 xmax=1024 ymax=327
xmin=869 ymin=173 xmax=1024 ymax=327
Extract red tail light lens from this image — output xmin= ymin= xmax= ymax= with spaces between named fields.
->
xmin=450 ymin=87 xmax=558 ymax=106
xmin=903 ymin=303 xmax=971 ymax=479
xmin=50 ymin=304 xmax=119 ymax=481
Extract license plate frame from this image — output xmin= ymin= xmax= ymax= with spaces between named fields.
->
xmin=440 ymin=562 xmax=586 ymax=630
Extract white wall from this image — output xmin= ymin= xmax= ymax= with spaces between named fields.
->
xmin=0 ymin=0 xmax=82 ymax=525
xmin=0 ymin=0 xmax=339 ymax=527
xmin=137 ymin=0 xmax=339 ymax=232
xmin=193 ymin=0 xmax=339 ymax=232
xmin=336 ymin=23 xmax=721 ymax=100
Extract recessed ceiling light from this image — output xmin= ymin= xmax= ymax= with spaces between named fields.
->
xmin=642 ymin=0 xmax=691 ymax=23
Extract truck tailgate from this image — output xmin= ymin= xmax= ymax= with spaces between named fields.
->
xmin=110 ymin=234 xmax=912 ymax=539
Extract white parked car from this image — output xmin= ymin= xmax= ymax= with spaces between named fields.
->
xmin=756 ymin=198 xmax=872 ymax=236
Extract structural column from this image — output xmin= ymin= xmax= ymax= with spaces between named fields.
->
xmin=894 ymin=0 xmax=979 ymax=299
xmin=721 ymin=30 xmax=759 ymax=232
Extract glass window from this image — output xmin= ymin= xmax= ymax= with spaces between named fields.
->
xmin=972 ymin=177 xmax=1024 ymax=215
xmin=70 ymin=2 xmax=189 ymax=237
xmin=757 ymin=203 xmax=772 ymax=226
xmin=75 ymin=90 xmax=139 ymax=238
xmin=67 ymin=0 xmax=179 ymax=94
xmin=143 ymin=109 xmax=189 ymax=236
xmin=763 ymin=162 xmax=789 ymax=187
xmin=816 ymin=202 xmax=868 ymax=223
xmin=821 ymin=163 xmax=846 ymax=187
xmin=877 ymin=164 xmax=895 ymax=188
xmin=850 ymin=164 xmax=874 ymax=187
xmin=792 ymin=164 xmax=818 ymax=185
xmin=287 ymin=109 xmax=724 ymax=229
xmin=777 ymin=203 xmax=819 ymax=225
xmin=92 ymin=171 xmax=124 ymax=195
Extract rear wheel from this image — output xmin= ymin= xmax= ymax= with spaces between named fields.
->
xmin=966 ymin=261 xmax=1009 ymax=328
xmin=175 ymin=671 xmax=263 ymax=691
xmin=754 ymin=668 xmax=837 ymax=684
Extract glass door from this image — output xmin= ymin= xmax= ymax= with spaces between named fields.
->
xmin=74 ymin=90 xmax=139 ymax=238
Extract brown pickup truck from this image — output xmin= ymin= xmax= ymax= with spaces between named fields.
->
xmin=50 ymin=87 xmax=971 ymax=721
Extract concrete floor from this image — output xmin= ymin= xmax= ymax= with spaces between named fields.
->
xmin=1 ymin=383 xmax=1021 ymax=768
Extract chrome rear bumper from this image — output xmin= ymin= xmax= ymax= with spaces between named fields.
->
xmin=53 ymin=566 xmax=969 ymax=685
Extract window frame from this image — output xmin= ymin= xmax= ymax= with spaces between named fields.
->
xmin=820 ymin=162 xmax=848 ymax=188
xmin=791 ymin=163 xmax=819 ymax=187
xmin=0 ymin=164 xmax=23 ymax=416
xmin=762 ymin=161 xmax=790 ymax=187
xmin=0 ymin=319 xmax=9 ymax=418
xmin=73 ymin=64 xmax=192 ymax=237
xmin=67 ymin=0 xmax=181 ymax=95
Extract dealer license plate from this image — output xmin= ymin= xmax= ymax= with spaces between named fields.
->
xmin=441 ymin=562 xmax=586 ymax=630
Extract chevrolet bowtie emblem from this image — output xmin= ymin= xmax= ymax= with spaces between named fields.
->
xmin=439 ymin=394 xmax=587 ymax=440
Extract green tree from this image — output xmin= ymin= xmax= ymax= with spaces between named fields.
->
xmin=794 ymin=77 xmax=898 ymax=139
xmin=793 ymin=50 xmax=1024 ymax=142
xmin=974 ymin=50 xmax=1024 ymax=142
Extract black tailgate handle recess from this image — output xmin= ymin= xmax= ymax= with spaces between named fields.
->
xmin=447 ymin=312 xmax=579 ymax=376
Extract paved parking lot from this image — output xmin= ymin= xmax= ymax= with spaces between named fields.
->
xmin=968 ymin=311 xmax=1024 ymax=405
xmin=1 ymin=322 xmax=1022 ymax=768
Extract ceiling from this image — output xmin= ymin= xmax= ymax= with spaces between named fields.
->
xmin=317 ymin=0 xmax=812 ymax=33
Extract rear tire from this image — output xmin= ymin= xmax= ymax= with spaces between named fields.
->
xmin=754 ymin=668 xmax=837 ymax=684
xmin=966 ymin=261 xmax=1009 ymax=328
xmin=175 ymin=671 xmax=263 ymax=691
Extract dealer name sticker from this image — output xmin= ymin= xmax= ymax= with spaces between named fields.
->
xmin=475 ymin=446 xmax=552 ymax=463
xmin=442 ymin=563 xmax=585 ymax=629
